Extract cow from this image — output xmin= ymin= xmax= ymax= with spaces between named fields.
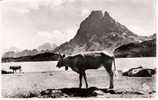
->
xmin=56 ymin=52 xmax=116 ymax=89
xmin=9 ymin=66 xmax=22 ymax=73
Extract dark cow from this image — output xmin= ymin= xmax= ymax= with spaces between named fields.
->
xmin=56 ymin=52 xmax=116 ymax=89
xmin=9 ymin=66 xmax=22 ymax=73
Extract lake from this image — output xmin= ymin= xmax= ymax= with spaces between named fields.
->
xmin=1 ymin=57 xmax=156 ymax=72
xmin=1 ymin=57 xmax=156 ymax=98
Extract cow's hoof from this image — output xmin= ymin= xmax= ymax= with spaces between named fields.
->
xmin=109 ymin=86 xmax=113 ymax=89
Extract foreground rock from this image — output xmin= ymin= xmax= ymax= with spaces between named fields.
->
xmin=39 ymin=87 xmax=136 ymax=98
xmin=37 ymin=87 xmax=155 ymax=98
xmin=1 ymin=70 xmax=13 ymax=74
xmin=123 ymin=67 xmax=156 ymax=77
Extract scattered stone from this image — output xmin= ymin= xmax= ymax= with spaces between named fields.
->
xmin=122 ymin=66 xmax=156 ymax=77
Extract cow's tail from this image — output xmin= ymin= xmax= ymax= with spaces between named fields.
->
xmin=112 ymin=56 xmax=117 ymax=77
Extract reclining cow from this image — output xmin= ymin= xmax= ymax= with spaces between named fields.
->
xmin=56 ymin=52 xmax=116 ymax=89
xmin=10 ymin=66 xmax=22 ymax=73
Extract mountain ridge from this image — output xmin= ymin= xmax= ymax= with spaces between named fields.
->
xmin=2 ymin=42 xmax=57 ymax=58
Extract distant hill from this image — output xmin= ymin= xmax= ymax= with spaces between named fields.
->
xmin=114 ymin=38 xmax=156 ymax=57
xmin=4 ymin=46 xmax=20 ymax=52
xmin=2 ymin=49 xmax=39 ymax=58
xmin=2 ymin=42 xmax=57 ymax=58
xmin=2 ymin=52 xmax=59 ymax=63
xmin=54 ymin=10 xmax=152 ymax=55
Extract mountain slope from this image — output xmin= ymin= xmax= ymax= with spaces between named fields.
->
xmin=114 ymin=38 xmax=156 ymax=57
xmin=54 ymin=10 xmax=146 ymax=55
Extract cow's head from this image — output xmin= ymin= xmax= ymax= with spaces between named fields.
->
xmin=56 ymin=53 xmax=68 ymax=71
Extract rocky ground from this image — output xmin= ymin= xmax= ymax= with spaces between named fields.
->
xmin=1 ymin=70 xmax=156 ymax=98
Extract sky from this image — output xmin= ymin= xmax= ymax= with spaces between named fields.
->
xmin=0 ymin=0 xmax=157 ymax=52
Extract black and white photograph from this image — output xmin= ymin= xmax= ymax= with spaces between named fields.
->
xmin=0 ymin=0 xmax=157 ymax=98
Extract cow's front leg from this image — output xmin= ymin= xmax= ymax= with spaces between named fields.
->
xmin=109 ymin=71 xmax=114 ymax=89
xmin=19 ymin=69 xmax=22 ymax=73
xmin=79 ymin=73 xmax=83 ymax=88
xmin=83 ymin=72 xmax=88 ymax=88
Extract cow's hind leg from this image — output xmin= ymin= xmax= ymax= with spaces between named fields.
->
xmin=79 ymin=73 xmax=83 ymax=88
xmin=104 ymin=63 xmax=114 ymax=89
xmin=83 ymin=71 xmax=88 ymax=88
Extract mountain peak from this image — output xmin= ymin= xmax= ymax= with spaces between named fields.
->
xmin=89 ymin=10 xmax=111 ymax=19
xmin=104 ymin=11 xmax=110 ymax=17
xmin=89 ymin=10 xmax=103 ymax=18
xmin=54 ymin=10 xmax=147 ymax=55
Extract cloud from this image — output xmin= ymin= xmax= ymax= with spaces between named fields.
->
xmin=0 ymin=0 xmax=76 ymax=8
xmin=48 ymin=0 xmax=65 ymax=6
xmin=37 ymin=31 xmax=62 ymax=46
xmin=64 ymin=27 xmax=77 ymax=38
xmin=81 ymin=9 xmax=90 ymax=17
xmin=0 ymin=0 xmax=39 ymax=14
xmin=38 ymin=31 xmax=52 ymax=38
xmin=37 ymin=28 xmax=77 ymax=45
xmin=67 ymin=0 xmax=75 ymax=3
xmin=10 ymin=7 xmax=30 ymax=13
xmin=0 ymin=0 xmax=78 ymax=15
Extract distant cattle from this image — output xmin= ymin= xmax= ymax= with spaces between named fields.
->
xmin=9 ymin=66 xmax=22 ymax=73
xmin=56 ymin=52 xmax=116 ymax=89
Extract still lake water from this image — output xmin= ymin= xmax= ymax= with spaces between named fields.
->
xmin=1 ymin=57 xmax=156 ymax=72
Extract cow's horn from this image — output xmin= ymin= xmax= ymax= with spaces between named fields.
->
xmin=65 ymin=66 xmax=68 ymax=71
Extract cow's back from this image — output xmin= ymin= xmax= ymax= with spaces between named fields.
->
xmin=83 ymin=52 xmax=112 ymax=69
xmin=66 ymin=52 xmax=113 ymax=71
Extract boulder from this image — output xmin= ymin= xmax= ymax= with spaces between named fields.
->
xmin=1 ymin=70 xmax=13 ymax=74
xmin=122 ymin=66 xmax=156 ymax=77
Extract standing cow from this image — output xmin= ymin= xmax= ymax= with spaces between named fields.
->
xmin=56 ymin=52 xmax=116 ymax=89
xmin=10 ymin=66 xmax=22 ymax=73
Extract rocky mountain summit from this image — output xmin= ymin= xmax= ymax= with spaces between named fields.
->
xmin=54 ymin=10 xmax=151 ymax=55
